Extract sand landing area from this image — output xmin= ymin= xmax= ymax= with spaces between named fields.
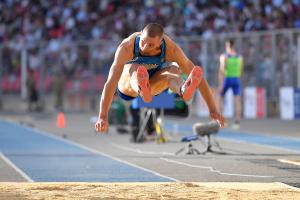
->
xmin=0 ymin=182 xmax=299 ymax=200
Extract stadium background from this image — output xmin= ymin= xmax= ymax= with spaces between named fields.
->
xmin=1 ymin=1 xmax=300 ymax=199
xmin=0 ymin=0 xmax=300 ymax=118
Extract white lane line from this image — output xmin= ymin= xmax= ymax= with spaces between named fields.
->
xmin=219 ymin=137 xmax=300 ymax=154
xmin=0 ymin=152 xmax=33 ymax=182
xmin=6 ymin=120 xmax=178 ymax=182
xmin=110 ymin=142 xmax=274 ymax=178
xmin=278 ymin=159 xmax=300 ymax=166
xmin=164 ymin=124 xmax=300 ymax=154
xmin=276 ymin=182 xmax=300 ymax=192
xmin=160 ymin=157 xmax=274 ymax=178
xmin=110 ymin=142 xmax=174 ymax=156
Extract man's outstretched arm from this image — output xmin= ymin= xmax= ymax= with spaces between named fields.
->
xmin=171 ymin=43 xmax=225 ymax=127
xmin=198 ymin=79 xmax=224 ymax=125
xmin=96 ymin=44 xmax=131 ymax=132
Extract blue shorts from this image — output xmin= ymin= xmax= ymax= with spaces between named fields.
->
xmin=221 ymin=77 xmax=241 ymax=96
xmin=116 ymin=88 xmax=136 ymax=101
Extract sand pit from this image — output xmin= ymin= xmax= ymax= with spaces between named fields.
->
xmin=0 ymin=182 xmax=299 ymax=200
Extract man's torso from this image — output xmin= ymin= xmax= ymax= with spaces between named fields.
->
xmin=126 ymin=35 xmax=166 ymax=74
xmin=224 ymin=53 xmax=241 ymax=78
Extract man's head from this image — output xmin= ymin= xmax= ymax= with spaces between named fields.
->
xmin=139 ymin=23 xmax=164 ymax=54
xmin=225 ymin=39 xmax=235 ymax=52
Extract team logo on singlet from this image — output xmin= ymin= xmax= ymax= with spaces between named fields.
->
xmin=143 ymin=63 xmax=158 ymax=70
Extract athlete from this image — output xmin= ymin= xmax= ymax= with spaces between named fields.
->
xmin=95 ymin=23 xmax=225 ymax=132
xmin=219 ymin=39 xmax=243 ymax=129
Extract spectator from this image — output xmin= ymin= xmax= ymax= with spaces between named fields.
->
xmin=53 ymin=70 xmax=65 ymax=111
xmin=26 ymin=69 xmax=39 ymax=111
xmin=1 ymin=0 xmax=300 ymax=44
xmin=1 ymin=0 xmax=299 ymax=103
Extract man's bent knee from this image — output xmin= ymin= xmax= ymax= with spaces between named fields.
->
xmin=166 ymin=66 xmax=181 ymax=75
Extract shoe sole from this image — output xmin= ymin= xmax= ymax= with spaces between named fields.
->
xmin=182 ymin=66 xmax=203 ymax=101
xmin=137 ymin=66 xmax=152 ymax=102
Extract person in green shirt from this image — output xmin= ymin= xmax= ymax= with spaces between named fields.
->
xmin=219 ymin=40 xmax=243 ymax=129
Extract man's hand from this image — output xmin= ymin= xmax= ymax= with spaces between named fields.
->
xmin=210 ymin=112 xmax=225 ymax=127
xmin=95 ymin=117 xmax=109 ymax=133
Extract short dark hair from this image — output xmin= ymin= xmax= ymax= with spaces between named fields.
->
xmin=226 ymin=39 xmax=235 ymax=47
xmin=143 ymin=23 xmax=164 ymax=38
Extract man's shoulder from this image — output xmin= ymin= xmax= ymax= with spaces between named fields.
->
xmin=122 ymin=32 xmax=140 ymax=44
xmin=220 ymin=53 xmax=227 ymax=58
xmin=163 ymin=34 xmax=177 ymax=57
xmin=119 ymin=32 xmax=140 ymax=49
xmin=163 ymin=34 xmax=175 ymax=48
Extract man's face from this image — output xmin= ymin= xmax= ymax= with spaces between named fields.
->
xmin=139 ymin=31 xmax=162 ymax=54
xmin=225 ymin=41 xmax=234 ymax=52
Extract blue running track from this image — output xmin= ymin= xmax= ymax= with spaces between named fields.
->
xmin=0 ymin=121 xmax=173 ymax=182
xmin=164 ymin=122 xmax=300 ymax=152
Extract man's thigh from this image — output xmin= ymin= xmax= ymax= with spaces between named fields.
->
xmin=118 ymin=63 xmax=180 ymax=96
xmin=149 ymin=66 xmax=179 ymax=95
xmin=232 ymin=78 xmax=241 ymax=96
xmin=118 ymin=64 xmax=139 ymax=96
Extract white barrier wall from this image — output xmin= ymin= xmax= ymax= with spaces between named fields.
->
xmin=194 ymin=89 xmax=234 ymax=118
xmin=194 ymin=90 xmax=209 ymax=117
xmin=223 ymin=89 xmax=234 ymax=118
xmin=244 ymin=87 xmax=266 ymax=119
xmin=244 ymin=87 xmax=256 ymax=118
xmin=194 ymin=86 xmax=300 ymax=120
xmin=280 ymin=87 xmax=295 ymax=120
xmin=195 ymin=87 xmax=266 ymax=119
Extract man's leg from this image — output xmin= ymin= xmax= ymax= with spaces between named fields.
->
xmin=180 ymin=66 xmax=202 ymax=101
xmin=149 ymin=65 xmax=183 ymax=95
xmin=118 ymin=63 xmax=201 ymax=102
xmin=129 ymin=107 xmax=140 ymax=142
xmin=149 ymin=64 xmax=202 ymax=100
xmin=234 ymin=95 xmax=241 ymax=123
xmin=118 ymin=64 xmax=138 ymax=97
xmin=136 ymin=66 xmax=152 ymax=102
xmin=118 ymin=63 xmax=174 ymax=102
xmin=232 ymin=78 xmax=241 ymax=128
xmin=219 ymin=78 xmax=229 ymax=116
xmin=118 ymin=64 xmax=151 ymax=100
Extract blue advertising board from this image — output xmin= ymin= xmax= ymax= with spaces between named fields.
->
xmin=294 ymin=88 xmax=300 ymax=118
xmin=131 ymin=91 xmax=175 ymax=109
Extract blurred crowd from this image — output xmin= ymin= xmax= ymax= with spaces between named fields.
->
xmin=1 ymin=0 xmax=300 ymax=99
xmin=1 ymin=0 xmax=300 ymax=43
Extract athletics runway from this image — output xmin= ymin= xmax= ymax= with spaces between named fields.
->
xmin=0 ymin=113 xmax=299 ymax=199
